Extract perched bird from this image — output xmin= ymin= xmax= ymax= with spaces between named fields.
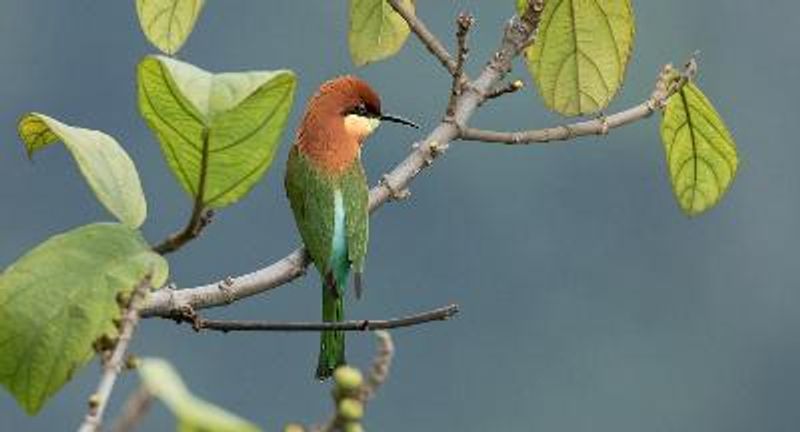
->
xmin=285 ymin=76 xmax=418 ymax=379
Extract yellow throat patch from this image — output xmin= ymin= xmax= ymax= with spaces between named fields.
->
xmin=344 ymin=114 xmax=381 ymax=141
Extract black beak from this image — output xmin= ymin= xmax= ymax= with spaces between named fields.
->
xmin=380 ymin=113 xmax=419 ymax=129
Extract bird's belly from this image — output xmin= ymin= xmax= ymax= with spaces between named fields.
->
xmin=330 ymin=189 xmax=348 ymax=282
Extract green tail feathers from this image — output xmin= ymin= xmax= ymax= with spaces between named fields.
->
xmin=316 ymin=280 xmax=345 ymax=379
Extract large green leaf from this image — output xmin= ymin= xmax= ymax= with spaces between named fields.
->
xmin=660 ymin=82 xmax=739 ymax=216
xmin=137 ymin=56 xmax=296 ymax=208
xmin=0 ymin=223 xmax=168 ymax=414
xmin=519 ymin=0 xmax=635 ymax=116
xmin=139 ymin=358 xmax=262 ymax=432
xmin=349 ymin=0 xmax=413 ymax=66
xmin=136 ymin=0 xmax=205 ymax=55
xmin=17 ymin=113 xmax=148 ymax=229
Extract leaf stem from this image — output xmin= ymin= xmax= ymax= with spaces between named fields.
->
xmin=152 ymin=128 xmax=213 ymax=255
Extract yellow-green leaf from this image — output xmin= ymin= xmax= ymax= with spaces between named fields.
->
xmin=661 ymin=82 xmax=739 ymax=216
xmin=136 ymin=0 xmax=205 ymax=55
xmin=18 ymin=113 xmax=148 ymax=228
xmin=519 ymin=0 xmax=635 ymax=116
xmin=0 ymin=223 xmax=168 ymax=414
xmin=137 ymin=56 xmax=296 ymax=208
xmin=139 ymin=358 xmax=262 ymax=432
xmin=349 ymin=0 xmax=413 ymax=66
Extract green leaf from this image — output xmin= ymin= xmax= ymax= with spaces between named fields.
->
xmin=518 ymin=0 xmax=635 ymax=116
xmin=139 ymin=358 xmax=262 ymax=432
xmin=0 ymin=223 xmax=168 ymax=414
xmin=660 ymin=82 xmax=739 ymax=216
xmin=17 ymin=113 xmax=148 ymax=229
xmin=136 ymin=0 xmax=205 ymax=55
xmin=349 ymin=0 xmax=413 ymax=66
xmin=137 ymin=56 xmax=296 ymax=208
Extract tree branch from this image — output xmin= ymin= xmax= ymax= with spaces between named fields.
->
xmin=152 ymin=129 xmax=213 ymax=255
xmin=77 ymin=277 xmax=152 ymax=432
xmin=169 ymin=304 xmax=459 ymax=332
xmin=446 ymin=13 xmax=474 ymax=117
xmin=482 ymin=79 xmax=525 ymax=104
xmin=386 ymin=0 xmax=460 ymax=76
xmin=111 ymin=385 xmax=153 ymax=432
xmin=459 ymin=58 xmax=696 ymax=145
xmin=140 ymin=2 xmax=545 ymax=318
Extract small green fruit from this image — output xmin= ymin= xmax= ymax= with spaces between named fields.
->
xmin=343 ymin=422 xmax=365 ymax=432
xmin=333 ymin=366 xmax=363 ymax=392
xmin=338 ymin=398 xmax=364 ymax=421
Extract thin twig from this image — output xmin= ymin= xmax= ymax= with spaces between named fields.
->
xmin=77 ymin=277 xmax=152 ymax=432
xmin=446 ymin=13 xmax=474 ymax=117
xmin=152 ymin=129 xmax=213 ymax=255
xmin=459 ymin=56 xmax=696 ymax=145
xmin=517 ymin=0 xmax=546 ymax=53
xmin=386 ymin=0 xmax=460 ymax=76
xmin=482 ymin=79 xmax=525 ymax=105
xmin=111 ymin=385 xmax=153 ymax=432
xmin=171 ymin=304 xmax=459 ymax=332
xmin=139 ymin=0 xmax=543 ymax=319
xmin=361 ymin=331 xmax=394 ymax=401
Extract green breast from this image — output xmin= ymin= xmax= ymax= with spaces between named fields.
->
xmin=284 ymin=147 xmax=369 ymax=279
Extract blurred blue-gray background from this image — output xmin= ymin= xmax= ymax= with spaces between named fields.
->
xmin=2 ymin=1 xmax=798 ymax=431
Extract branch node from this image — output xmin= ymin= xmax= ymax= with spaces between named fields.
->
xmin=217 ymin=276 xmax=235 ymax=304
xmin=483 ymin=79 xmax=525 ymax=104
xmin=597 ymin=113 xmax=609 ymax=135
xmin=428 ymin=140 xmax=448 ymax=158
xmin=380 ymin=174 xmax=410 ymax=202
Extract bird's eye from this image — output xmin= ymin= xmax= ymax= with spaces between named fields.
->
xmin=350 ymin=103 xmax=368 ymax=116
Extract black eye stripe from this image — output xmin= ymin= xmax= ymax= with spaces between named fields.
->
xmin=346 ymin=103 xmax=374 ymax=117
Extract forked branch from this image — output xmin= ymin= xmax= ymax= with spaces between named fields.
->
xmin=459 ymin=56 xmax=698 ymax=145
xmin=140 ymin=3 xmax=547 ymax=318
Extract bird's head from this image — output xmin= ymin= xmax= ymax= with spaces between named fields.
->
xmin=300 ymin=76 xmax=418 ymax=145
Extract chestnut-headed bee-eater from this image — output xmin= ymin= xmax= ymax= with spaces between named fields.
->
xmin=284 ymin=76 xmax=417 ymax=379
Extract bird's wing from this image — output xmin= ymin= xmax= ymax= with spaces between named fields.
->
xmin=341 ymin=160 xmax=369 ymax=285
xmin=285 ymin=147 xmax=335 ymax=276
